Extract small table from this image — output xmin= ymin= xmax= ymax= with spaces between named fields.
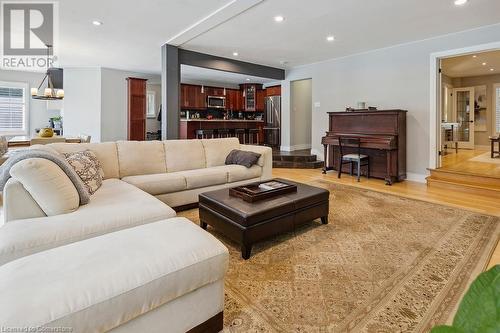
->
xmin=490 ymin=136 xmax=500 ymax=158
xmin=199 ymin=179 xmax=329 ymax=259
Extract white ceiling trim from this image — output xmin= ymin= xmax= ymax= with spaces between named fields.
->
xmin=166 ymin=0 xmax=263 ymax=46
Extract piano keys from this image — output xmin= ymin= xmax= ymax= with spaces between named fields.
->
xmin=321 ymin=110 xmax=407 ymax=185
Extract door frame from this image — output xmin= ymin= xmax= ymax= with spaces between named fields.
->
xmin=494 ymin=83 xmax=500 ymax=135
xmin=429 ymin=41 xmax=500 ymax=169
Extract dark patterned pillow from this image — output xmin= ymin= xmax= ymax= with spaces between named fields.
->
xmin=63 ymin=150 xmax=104 ymax=195
xmin=225 ymin=149 xmax=261 ymax=168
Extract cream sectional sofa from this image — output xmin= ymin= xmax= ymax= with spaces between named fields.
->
xmin=0 ymin=138 xmax=271 ymax=332
xmin=1 ymin=138 xmax=271 ymax=264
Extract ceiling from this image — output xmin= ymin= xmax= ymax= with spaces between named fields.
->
xmin=442 ymin=50 xmax=500 ymax=77
xmin=58 ymin=0 xmax=231 ymax=73
xmin=56 ymin=0 xmax=500 ymax=74
xmin=181 ymin=65 xmax=276 ymax=87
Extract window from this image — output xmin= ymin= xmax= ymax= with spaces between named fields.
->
xmin=0 ymin=81 xmax=28 ymax=135
xmin=496 ymin=84 xmax=500 ymax=133
xmin=146 ymin=91 xmax=156 ymax=118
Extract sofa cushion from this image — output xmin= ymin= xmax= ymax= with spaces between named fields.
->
xmin=122 ymin=173 xmax=186 ymax=196
xmin=9 ymin=158 xmax=79 ymax=216
xmin=164 ymin=139 xmax=206 ymax=172
xmin=63 ymin=150 xmax=104 ymax=195
xmin=0 ymin=218 xmax=228 ymax=331
xmin=201 ymin=138 xmax=240 ymax=167
xmin=181 ymin=167 xmax=228 ymax=190
xmin=219 ymin=164 xmax=262 ymax=183
xmin=117 ymin=141 xmax=167 ymax=178
xmin=0 ymin=179 xmax=176 ymax=265
xmin=48 ymin=142 xmax=120 ymax=180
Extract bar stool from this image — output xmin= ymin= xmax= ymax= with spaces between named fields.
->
xmin=217 ymin=128 xmax=230 ymax=138
xmin=234 ymin=128 xmax=246 ymax=144
xmin=195 ymin=129 xmax=214 ymax=139
xmin=247 ymin=128 xmax=260 ymax=145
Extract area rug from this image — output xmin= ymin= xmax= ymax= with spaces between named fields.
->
xmin=468 ymin=151 xmax=500 ymax=164
xmin=178 ymin=180 xmax=499 ymax=332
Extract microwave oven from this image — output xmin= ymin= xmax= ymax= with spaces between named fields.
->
xmin=207 ymin=95 xmax=226 ymax=109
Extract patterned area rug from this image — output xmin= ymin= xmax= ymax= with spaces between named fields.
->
xmin=178 ymin=180 xmax=499 ymax=332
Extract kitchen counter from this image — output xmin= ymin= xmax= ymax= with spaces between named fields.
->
xmin=180 ymin=119 xmax=264 ymax=122
xmin=179 ymin=118 xmax=265 ymax=144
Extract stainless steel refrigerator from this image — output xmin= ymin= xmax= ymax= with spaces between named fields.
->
xmin=263 ymin=95 xmax=281 ymax=148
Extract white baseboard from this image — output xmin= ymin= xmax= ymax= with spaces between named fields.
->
xmin=406 ymin=172 xmax=428 ymax=183
xmin=280 ymin=144 xmax=312 ymax=152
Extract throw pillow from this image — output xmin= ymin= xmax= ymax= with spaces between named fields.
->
xmin=225 ymin=149 xmax=262 ymax=168
xmin=63 ymin=150 xmax=104 ymax=195
xmin=10 ymin=158 xmax=80 ymax=216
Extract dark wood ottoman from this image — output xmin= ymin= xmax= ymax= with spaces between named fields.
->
xmin=199 ymin=179 xmax=329 ymax=259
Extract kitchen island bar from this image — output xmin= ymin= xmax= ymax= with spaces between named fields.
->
xmin=179 ymin=119 xmax=264 ymax=144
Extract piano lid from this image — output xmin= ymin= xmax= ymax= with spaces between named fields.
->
xmin=328 ymin=110 xmax=406 ymax=136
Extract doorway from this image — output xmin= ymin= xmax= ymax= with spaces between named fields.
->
xmin=290 ymin=78 xmax=312 ymax=151
xmin=436 ymin=49 xmax=500 ymax=177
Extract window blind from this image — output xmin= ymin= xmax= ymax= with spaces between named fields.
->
xmin=0 ymin=85 xmax=26 ymax=134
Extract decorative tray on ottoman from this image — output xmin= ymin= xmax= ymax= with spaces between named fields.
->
xmin=229 ymin=180 xmax=297 ymax=202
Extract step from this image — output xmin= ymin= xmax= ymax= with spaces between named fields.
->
xmin=272 ymin=154 xmax=318 ymax=163
xmin=426 ymin=175 xmax=500 ymax=199
xmin=273 ymin=160 xmax=324 ymax=169
xmin=427 ymin=168 xmax=500 ymax=188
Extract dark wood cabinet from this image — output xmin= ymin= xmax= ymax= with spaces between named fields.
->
xmin=206 ymin=87 xmax=225 ymax=97
xmin=256 ymin=89 xmax=265 ymax=112
xmin=180 ymin=83 xmax=266 ymax=112
xmin=225 ymin=89 xmax=241 ymax=110
xmin=266 ymin=85 xmax=281 ymax=96
xmin=127 ymin=77 xmax=147 ymax=141
xmin=240 ymin=84 xmax=264 ymax=112
xmin=181 ymin=84 xmax=206 ymax=109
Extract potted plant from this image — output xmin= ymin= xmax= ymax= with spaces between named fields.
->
xmin=431 ymin=265 xmax=499 ymax=332
xmin=51 ymin=116 xmax=62 ymax=129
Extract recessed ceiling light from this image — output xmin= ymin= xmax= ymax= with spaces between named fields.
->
xmin=490 ymin=68 xmax=495 ymax=71
xmin=472 ymin=55 xmax=477 ymax=58
xmin=246 ymin=78 xmax=250 ymax=81
xmin=92 ymin=20 xmax=103 ymax=26
xmin=482 ymin=62 xmax=487 ymax=66
xmin=454 ymin=0 xmax=468 ymax=6
xmin=326 ymin=35 xmax=335 ymax=42
xmin=232 ymin=52 xmax=238 ymax=56
xmin=274 ymin=16 xmax=284 ymax=22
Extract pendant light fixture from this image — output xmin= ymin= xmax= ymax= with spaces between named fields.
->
xmin=201 ymin=85 xmax=204 ymax=94
xmin=223 ymin=87 xmax=226 ymax=96
xmin=31 ymin=44 xmax=64 ymax=100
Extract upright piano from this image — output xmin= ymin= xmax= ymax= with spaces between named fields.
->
xmin=321 ymin=110 xmax=407 ymax=185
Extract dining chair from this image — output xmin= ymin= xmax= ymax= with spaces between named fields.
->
xmin=337 ymin=136 xmax=370 ymax=182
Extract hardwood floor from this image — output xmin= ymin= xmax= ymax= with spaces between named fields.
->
xmin=272 ymin=168 xmax=499 ymax=269
xmin=439 ymin=148 xmax=500 ymax=178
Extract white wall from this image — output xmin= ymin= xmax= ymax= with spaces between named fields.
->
xmin=146 ymin=83 xmax=161 ymax=133
xmin=281 ymin=23 xmax=500 ymax=180
xmin=100 ymin=68 xmax=160 ymax=141
xmin=289 ymin=79 xmax=312 ymax=150
xmin=0 ymin=69 xmax=61 ymax=136
xmin=63 ymin=68 xmax=102 ymax=142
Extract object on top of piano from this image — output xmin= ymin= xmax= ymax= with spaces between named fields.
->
xmin=321 ymin=109 xmax=407 ymax=185
xmin=345 ymin=106 xmax=378 ymax=112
